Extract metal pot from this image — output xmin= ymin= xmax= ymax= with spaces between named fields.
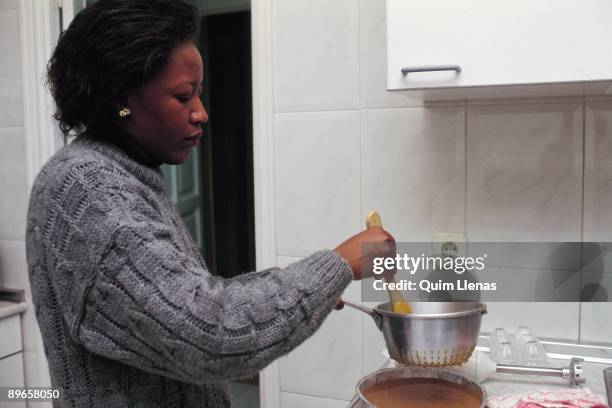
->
xmin=356 ymin=366 xmax=487 ymax=408
xmin=344 ymin=301 xmax=487 ymax=366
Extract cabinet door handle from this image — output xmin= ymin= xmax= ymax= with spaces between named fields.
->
xmin=401 ymin=64 xmax=462 ymax=74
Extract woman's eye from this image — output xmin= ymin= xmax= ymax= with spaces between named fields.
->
xmin=176 ymin=95 xmax=191 ymax=102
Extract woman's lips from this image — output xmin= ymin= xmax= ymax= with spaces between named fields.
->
xmin=184 ymin=132 xmax=203 ymax=146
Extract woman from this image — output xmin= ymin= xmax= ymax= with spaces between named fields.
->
xmin=25 ymin=0 xmax=395 ymax=406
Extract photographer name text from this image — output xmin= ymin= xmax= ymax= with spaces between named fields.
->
xmin=373 ymin=279 xmax=497 ymax=292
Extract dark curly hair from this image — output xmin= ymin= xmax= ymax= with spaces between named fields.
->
xmin=47 ymin=0 xmax=200 ymax=136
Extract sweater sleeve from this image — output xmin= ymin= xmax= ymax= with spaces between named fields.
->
xmin=53 ymin=167 xmax=353 ymax=384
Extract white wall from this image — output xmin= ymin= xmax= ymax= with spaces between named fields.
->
xmin=0 ymin=0 xmax=53 ymax=401
xmin=268 ymin=0 xmax=612 ymax=406
xmin=0 ymin=0 xmax=34 ymax=391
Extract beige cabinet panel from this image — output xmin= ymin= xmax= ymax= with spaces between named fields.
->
xmin=0 ymin=352 xmax=26 ymax=408
xmin=0 ymin=315 xmax=21 ymax=359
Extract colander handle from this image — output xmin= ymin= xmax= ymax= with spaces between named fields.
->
xmin=342 ymin=300 xmax=383 ymax=331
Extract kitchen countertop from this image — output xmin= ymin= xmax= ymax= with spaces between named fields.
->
xmin=0 ymin=300 xmax=28 ymax=320
xmin=348 ymin=352 xmax=611 ymax=407
xmin=482 ymin=356 xmax=608 ymax=399
xmin=0 ymin=288 xmax=28 ymax=320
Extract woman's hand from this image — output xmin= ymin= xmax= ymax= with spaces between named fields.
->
xmin=333 ymin=227 xmax=395 ymax=280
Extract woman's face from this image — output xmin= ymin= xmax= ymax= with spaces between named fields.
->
xmin=123 ymin=42 xmax=208 ymax=165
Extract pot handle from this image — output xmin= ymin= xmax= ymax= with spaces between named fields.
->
xmin=342 ymin=300 xmax=383 ymax=331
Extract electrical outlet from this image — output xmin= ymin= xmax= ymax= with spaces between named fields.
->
xmin=432 ymin=232 xmax=467 ymax=257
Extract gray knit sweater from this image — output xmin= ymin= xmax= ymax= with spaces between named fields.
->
xmin=25 ymin=133 xmax=353 ymax=407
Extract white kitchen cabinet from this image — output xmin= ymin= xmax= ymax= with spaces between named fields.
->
xmin=0 ymin=313 xmax=25 ymax=408
xmin=0 ymin=314 xmax=21 ymax=359
xmin=386 ymin=0 xmax=612 ymax=99
xmin=0 ymin=353 xmax=26 ymax=408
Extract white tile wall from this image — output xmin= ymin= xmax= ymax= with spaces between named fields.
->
xmin=585 ymin=95 xmax=612 ymax=103
xmin=581 ymin=303 xmax=612 ymax=343
xmin=467 ymin=102 xmax=583 ymax=242
xmin=280 ymin=392 xmax=348 ymax=408
xmin=0 ymin=240 xmax=27 ymax=289
xmin=276 ymin=256 xmax=302 ymax=269
xmin=19 ymin=311 xmax=40 ymax=356
xmin=478 ymin=267 xmax=581 ymax=303
xmin=477 ymin=268 xmax=581 ymax=340
xmin=0 ymin=0 xmax=19 ymax=11
xmin=465 ymin=102 xmax=583 ymax=339
xmin=0 ymin=127 xmax=28 ymax=241
xmin=361 ymin=107 xmax=465 ymax=241
xmin=361 ymin=306 xmax=387 ymax=375
xmin=277 ymin=256 xmax=363 ymax=401
xmin=580 ymin=272 xmax=612 ymax=302
xmin=22 ymin=350 xmax=42 ymax=389
xmin=0 ymin=81 xmax=24 ymax=127
xmin=23 ymin=349 xmax=52 ymax=389
xmin=581 ymin=101 xmax=612 ymax=343
xmin=579 ymin=271 xmax=612 ymax=343
xmin=482 ymin=303 xmax=580 ymax=340
xmin=358 ymin=0 xmax=421 ymax=109
xmin=581 ymin=242 xmax=612 ymax=275
xmin=584 ymin=101 xmax=612 ymax=242
xmin=275 ymin=111 xmax=361 ymax=256
xmin=269 ymin=1 xmax=609 ymax=406
xmin=22 ymin=351 xmax=53 ymax=408
xmin=0 ymin=7 xmax=23 ymax=127
xmin=272 ymin=0 xmax=360 ymax=112
xmin=279 ymin=282 xmax=362 ymax=401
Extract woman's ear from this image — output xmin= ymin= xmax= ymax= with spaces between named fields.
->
xmin=113 ymin=95 xmax=131 ymax=119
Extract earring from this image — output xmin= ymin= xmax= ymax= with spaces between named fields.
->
xmin=118 ymin=107 xmax=131 ymax=118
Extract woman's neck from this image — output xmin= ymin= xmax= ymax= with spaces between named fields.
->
xmin=88 ymin=124 xmax=162 ymax=167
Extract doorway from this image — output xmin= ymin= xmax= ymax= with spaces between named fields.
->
xmin=198 ymin=9 xmax=259 ymax=408
xmin=199 ymin=11 xmax=255 ymax=279
xmin=163 ymin=7 xmax=258 ymax=407
xmin=154 ymin=6 xmax=259 ymax=407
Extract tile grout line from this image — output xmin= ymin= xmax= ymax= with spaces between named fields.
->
xmin=275 ymin=106 xmax=450 ymax=115
xmin=272 ymin=97 xmax=588 ymax=116
xmin=0 ymin=239 xmax=26 ymax=245
xmin=356 ymin=0 xmax=362 ymax=111
xmin=581 ymin=96 xmax=586 ymax=244
xmin=357 ymin=0 xmax=365 ymax=378
xmin=464 ymin=103 xmax=468 ymax=236
xmin=359 ymin=109 xmax=364 ymax=375
xmin=578 ymin=96 xmax=587 ymax=340
xmin=269 ymin=0 xmax=279 ymax=266
xmin=357 ymin=0 xmax=363 ymax=229
xmin=0 ymin=126 xmax=26 ymax=132
xmin=269 ymin=90 xmax=612 ymax=116
xmin=280 ymin=389 xmax=350 ymax=403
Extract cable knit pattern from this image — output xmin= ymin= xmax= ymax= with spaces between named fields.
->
xmin=25 ymin=133 xmax=353 ymax=407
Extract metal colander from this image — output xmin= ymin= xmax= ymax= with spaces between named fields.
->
xmin=344 ymin=301 xmax=487 ymax=366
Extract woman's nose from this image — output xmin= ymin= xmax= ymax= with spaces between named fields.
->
xmin=190 ymin=99 xmax=208 ymax=124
